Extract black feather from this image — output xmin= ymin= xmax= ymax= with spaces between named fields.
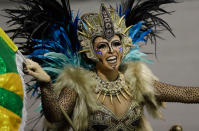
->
xmin=122 ymin=0 xmax=178 ymax=55
xmin=3 ymin=0 xmax=77 ymax=55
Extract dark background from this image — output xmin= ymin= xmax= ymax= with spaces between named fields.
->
xmin=1 ymin=0 xmax=199 ymax=131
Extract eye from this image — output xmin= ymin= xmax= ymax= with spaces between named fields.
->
xmin=112 ymin=41 xmax=121 ymax=47
xmin=97 ymin=43 xmax=107 ymax=49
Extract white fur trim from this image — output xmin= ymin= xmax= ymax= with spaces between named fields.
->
xmin=54 ymin=66 xmax=98 ymax=130
xmin=52 ymin=62 xmax=162 ymax=130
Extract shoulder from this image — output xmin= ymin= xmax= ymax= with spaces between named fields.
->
xmin=121 ymin=62 xmax=163 ymax=118
xmin=120 ymin=61 xmax=158 ymax=82
xmin=53 ymin=65 xmax=97 ymax=96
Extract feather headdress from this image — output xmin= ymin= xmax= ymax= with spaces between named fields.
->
xmin=4 ymin=0 xmax=177 ymax=72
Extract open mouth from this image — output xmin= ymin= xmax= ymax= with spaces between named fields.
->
xmin=106 ymin=56 xmax=117 ymax=64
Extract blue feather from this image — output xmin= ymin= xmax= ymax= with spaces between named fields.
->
xmin=123 ymin=49 xmax=153 ymax=64
xmin=59 ymin=26 xmax=74 ymax=55
xmin=122 ymin=21 xmax=153 ymax=64
xmin=124 ymin=8 xmax=130 ymax=19
xmin=81 ymin=20 xmax=89 ymax=33
xmin=119 ymin=4 xmax=122 ymax=17
xmin=73 ymin=11 xmax=80 ymax=50
xmin=129 ymin=22 xmax=143 ymax=43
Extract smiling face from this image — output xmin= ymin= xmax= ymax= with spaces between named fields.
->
xmin=93 ymin=35 xmax=123 ymax=71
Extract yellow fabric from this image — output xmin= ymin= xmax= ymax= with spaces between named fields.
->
xmin=0 ymin=106 xmax=21 ymax=131
xmin=0 ymin=27 xmax=18 ymax=52
xmin=0 ymin=73 xmax=24 ymax=99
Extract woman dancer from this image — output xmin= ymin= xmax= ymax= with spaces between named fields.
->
xmin=5 ymin=0 xmax=199 ymax=130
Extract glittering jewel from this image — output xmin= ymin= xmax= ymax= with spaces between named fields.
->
xmin=94 ymin=72 xmax=132 ymax=104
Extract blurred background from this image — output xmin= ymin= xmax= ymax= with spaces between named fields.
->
xmin=0 ymin=0 xmax=199 ymax=130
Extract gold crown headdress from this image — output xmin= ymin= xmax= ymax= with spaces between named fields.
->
xmin=78 ymin=3 xmax=134 ymax=61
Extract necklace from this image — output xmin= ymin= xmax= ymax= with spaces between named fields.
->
xmin=94 ymin=72 xmax=132 ymax=104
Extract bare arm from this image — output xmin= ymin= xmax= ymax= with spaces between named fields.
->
xmin=154 ymin=80 xmax=199 ymax=103
xmin=40 ymin=82 xmax=77 ymax=123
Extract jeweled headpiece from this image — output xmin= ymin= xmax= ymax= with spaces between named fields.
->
xmin=78 ymin=3 xmax=133 ymax=61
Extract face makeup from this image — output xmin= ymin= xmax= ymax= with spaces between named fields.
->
xmin=93 ymin=35 xmax=123 ymax=71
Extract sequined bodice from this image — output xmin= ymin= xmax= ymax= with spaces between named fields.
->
xmin=88 ymin=100 xmax=143 ymax=131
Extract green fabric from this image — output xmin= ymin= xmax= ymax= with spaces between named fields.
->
xmin=0 ymin=87 xmax=23 ymax=117
xmin=0 ymin=56 xmax=6 ymax=74
xmin=0 ymin=37 xmax=17 ymax=73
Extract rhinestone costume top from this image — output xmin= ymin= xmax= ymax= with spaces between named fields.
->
xmin=87 ymin=99 xmax=143 ymax=131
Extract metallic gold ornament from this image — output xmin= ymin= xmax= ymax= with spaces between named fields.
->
xmin=84 ymin=20 xmax=95 ymax=30
xmin=116 ymin=93 xmax=121 ymax=103
xmin=102 ymin=93 xmax=106 ymax=103
xmin=78 ymin=31 xmax=90 ymax=38
xmin=95 ymin=72 xmax=132 ymax=104
xmin=118 ymin=15 xmax=125 ymax=26
xmin=97 ymin=90 xmax=102 ymax=100
xmin=110 ymin=93 xmax=113 ymax=104
xmin=124 ymin=88 xmax=133 ymax=97
xmin=125 ymin=43 xmax=138 ymax=47
xmin=78 ymin=49 xmax=90 ymax=53
xmin=120 ymin=90 xmax=128 ymax=100
xmin=123 ymin=25 xmax=133 ymax=34
xmin=77 ymin=4 xmax=133 ymax=61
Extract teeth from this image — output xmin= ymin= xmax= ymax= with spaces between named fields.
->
xmin=106 ymin=56 xmax=117 ymax=61
xmin=106 ymin=56 xmax=117 ymax=64
xmin=108 ymin=59 xmax=117 ymax=64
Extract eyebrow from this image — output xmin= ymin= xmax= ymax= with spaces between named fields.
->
xmin=97 ymin=39 xmax=121 ymax=46
xmin=97 ymin=41 xmax=109 ymax=45
xmin=96 ymin=40 xmax=108 ymax=43
xmin=111 ymin=39 xmax=120 ymax=42
xmin=95 ymin=38 xmax=120 ymax=45
xmin=111 ymin=39 xmax=120 ymax=43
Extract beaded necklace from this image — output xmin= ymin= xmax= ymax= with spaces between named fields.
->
xmin=95 ymin=72 xmax=132 ymax=104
